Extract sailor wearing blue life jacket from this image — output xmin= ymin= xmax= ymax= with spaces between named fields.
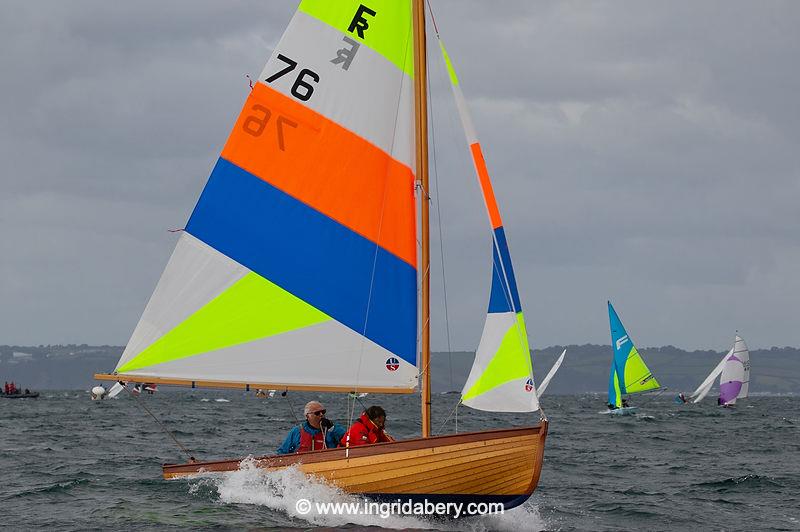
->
xmin=276 ymin=401 xmax=346 ymax=454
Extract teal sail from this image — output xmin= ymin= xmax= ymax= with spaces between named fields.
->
xmin=607 ymin=301 xmax=660 ymax=407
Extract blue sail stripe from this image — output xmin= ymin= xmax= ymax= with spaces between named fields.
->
xmin=185 ymin=158 xmax=417 ymax=365
xmin=488 ymin=226 xmax=522 ymax=313
xmin=608 ymin=301 xmax=632 ymax=398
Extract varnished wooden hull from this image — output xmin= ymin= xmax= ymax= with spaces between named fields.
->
xmin=163 ymin=422 xmax=548 ymax=512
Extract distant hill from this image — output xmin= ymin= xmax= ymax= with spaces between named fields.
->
xmin=1 ymin=344 xmax=798 ymax=394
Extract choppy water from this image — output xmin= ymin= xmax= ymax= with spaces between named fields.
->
xmin=1 ymin=391 xmax=798 ymax=530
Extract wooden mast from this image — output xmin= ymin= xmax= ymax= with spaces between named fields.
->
xmin=412 ymin=0 xmax=431 ymax=438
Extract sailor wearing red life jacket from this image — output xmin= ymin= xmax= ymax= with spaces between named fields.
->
xmin=276 ymin=401 xmax=346 ymax=454
xmin=341 ymin=406 xmax=394 ymax=447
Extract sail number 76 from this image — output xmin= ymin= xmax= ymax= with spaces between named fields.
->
xmin=265 ymin=54 xmax=320 ymax=102
xmin=242 ymin=104 xmax=297 ymax=151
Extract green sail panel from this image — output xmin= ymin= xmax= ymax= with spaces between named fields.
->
xmin=612 ymin=368 xmax=623 ymax=408
xmin=118 ymin=272 xmax=331 ymax=373
xmin=622 ymin=346 xmax=660 ymax=394
xmin=298 ymin=0 xmax=414 ymax=77
xmin=461 ymin=312 xmax=536 ymax=411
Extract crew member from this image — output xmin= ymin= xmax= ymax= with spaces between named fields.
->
xmin=341 ymin=405 xmax=393 ymax=447
xmin=276 ymin=401 xmax=346 ymax=454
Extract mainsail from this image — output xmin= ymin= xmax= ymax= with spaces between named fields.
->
xmin=436 ymin=39 xmax=539 ymax=412
xmin=719 ymin=335 xmax=750 ymax=405
xmin=607 ymin=301 xmax=660 ymax=407
xmin=111 ymin=0 xmax=419 ymax=392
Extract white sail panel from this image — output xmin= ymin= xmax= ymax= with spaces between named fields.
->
xmin=258 ymin=10 xmax=414 ymax=168
xmin=462 ymin=312 xmax=539 ymax=412
xmin=733 ymin=335 xmax=750 ymax=399
xmin=693 ymin=379 xmax=715 ymax=403
xmin=118 ymin=320 xmax=417 ymax=390
xmin=462 ymin=376 xmax=539 ymax=412
xmin=116 ymin=233 xmax=247 ymax=371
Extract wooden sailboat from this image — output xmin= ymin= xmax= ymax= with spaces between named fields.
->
xmin=96 ymin=0 xmax=547 ymax=513
xmin=605 ymin=301 xmax=660 ymax=415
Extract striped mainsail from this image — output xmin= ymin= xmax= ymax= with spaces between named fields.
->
xmin=114 ymin=0 xmax=418 ymax=392
xmin=436 ymin=40 xmax=539 ymax=412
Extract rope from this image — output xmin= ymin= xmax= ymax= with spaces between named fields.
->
xmin=637 ymin=387 xmax=669 ymax=409
xmin=427 ymin=40 xmax=455 ymax=392
xmin=280 ymin=389 xmax=300 ymax=424
xmin=434 ymin=398 xmax=462 ymax=435
xmin=349 ymin=11 xmax=414 ymax=409
xmin=123 ymin=383 xmax=195 ymax=462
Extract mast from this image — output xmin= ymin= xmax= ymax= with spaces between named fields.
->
xmin=412 ymin=0 xmax=431 ymax=438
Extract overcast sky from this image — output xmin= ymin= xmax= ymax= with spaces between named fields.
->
xmin=1 ymin=1 xmax=798 ymax=352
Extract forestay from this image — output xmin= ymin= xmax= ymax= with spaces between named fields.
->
xmin=436 ymin=39 xmax=539 ymax=412
xmin=112 ymin=0 xmax=419 ymax=392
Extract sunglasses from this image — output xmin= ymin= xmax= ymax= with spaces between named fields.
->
xmin=309 ymin=410 xmax=326 ymax=416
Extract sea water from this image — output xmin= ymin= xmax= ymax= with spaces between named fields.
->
xmin=1 ymin=391 xmax=798 ymax=530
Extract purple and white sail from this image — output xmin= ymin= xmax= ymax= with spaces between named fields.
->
xmin=690 ymin=347 xmax=730 ymax=403
xmin=718 ymin=335 xmax=750 ymax=406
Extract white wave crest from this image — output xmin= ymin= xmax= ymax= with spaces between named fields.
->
xmin=186 ymin=457 xmax=547 ymax=530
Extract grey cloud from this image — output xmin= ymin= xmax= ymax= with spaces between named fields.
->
xmin=1 ymin=1 xmax=799 ymax=353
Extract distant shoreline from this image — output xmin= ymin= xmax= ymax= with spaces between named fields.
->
xmin=2 ymin=344 xmax=799 ymax=394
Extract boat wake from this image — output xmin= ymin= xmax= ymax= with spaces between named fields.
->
xmin=185 ymin=458 xmax=547 ymax=530
xmin=187 ymin=458 xmax=433 ymax=529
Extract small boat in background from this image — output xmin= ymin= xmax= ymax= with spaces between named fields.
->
xmin=1 ymin=392 xmax=40 ymax=399
xmin=1 ymin=390 xmax=39 ymax=399
xmin=604 ymin=301 xmax=661 ymax=415
xmin=2 ymin=382 xmax=38 ymax=399
xmin=690 ymin=334 xmax=750 ymax=407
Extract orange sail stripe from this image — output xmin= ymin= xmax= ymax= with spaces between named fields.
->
xmin=469 ymin=143 xmax=503 ymax=229
xmin=221 ymin=82 xmax=417 ymax=268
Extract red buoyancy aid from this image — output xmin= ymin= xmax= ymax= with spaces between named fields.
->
xmin=297 ymin=424 xmax=326 ymax=453
xmin=341 ymin=412 xmax=391 ymax=447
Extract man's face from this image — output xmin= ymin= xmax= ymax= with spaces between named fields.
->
xmin=374 ymin=415 xmax=386 ymax=430
xmin=307 ymin=407 xmax=325 ymax=428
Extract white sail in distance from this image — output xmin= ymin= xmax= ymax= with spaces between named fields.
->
xmin=691 ymin=348 xmax=732 ymax=403
xmin=536 ymin=350 xmax=566 ymax=398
